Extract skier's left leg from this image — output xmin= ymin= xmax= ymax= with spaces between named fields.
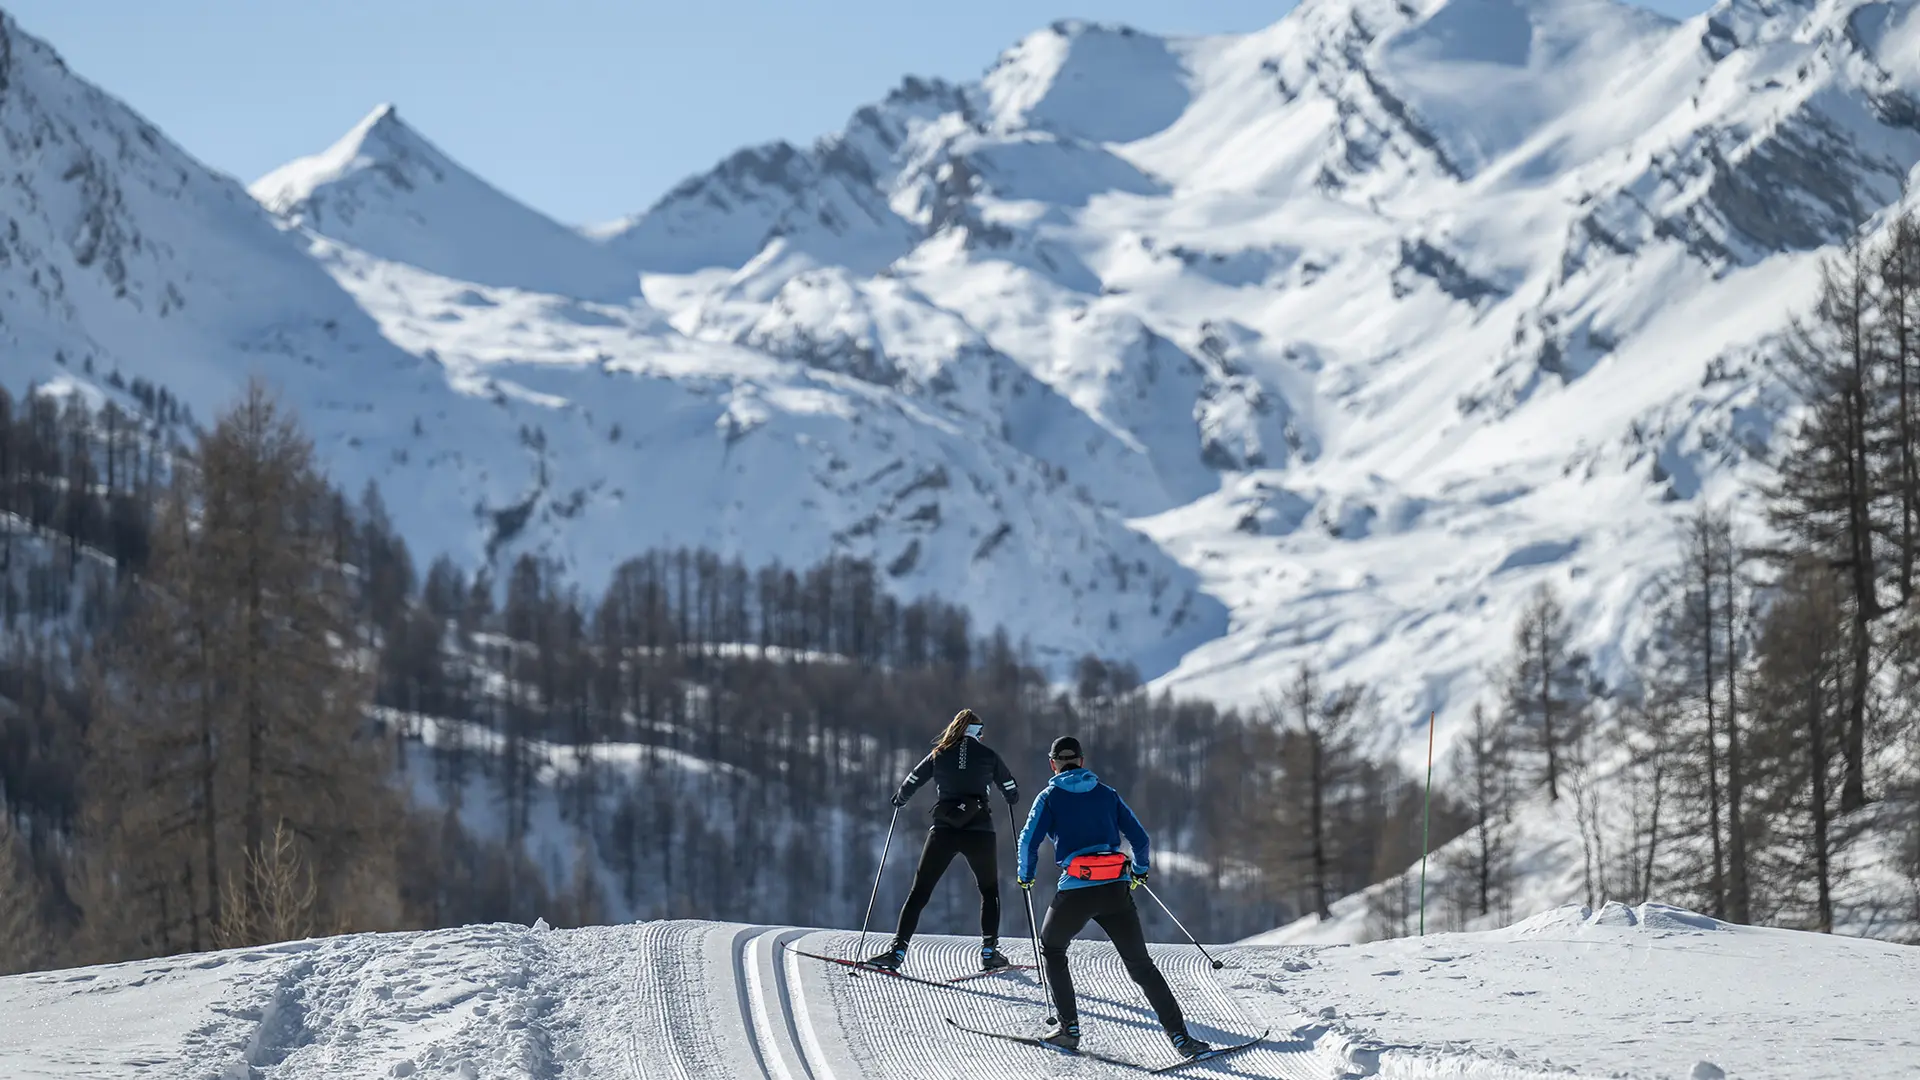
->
xmin=957 ymin=829 xmax=1001 ymax=942
xmin=1092 ymin=892 xmax=1188 ymax=1038
xmin=877 ymin=829 xmax=961 ymax=965
xmin=956 ymin=829 xmax=1006 ymax=968
xmin=1038 ymin=886 xmax=1100 ymax=1031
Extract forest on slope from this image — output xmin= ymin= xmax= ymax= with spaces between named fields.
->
xmin=1376 ymin=213 xmax=1920 ymax=943
xmin=0 ymin=377 xmax=1464 ymax=974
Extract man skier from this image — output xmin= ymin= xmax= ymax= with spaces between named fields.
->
xmin=1016 ymin=736 xmax=1212 ymax=1058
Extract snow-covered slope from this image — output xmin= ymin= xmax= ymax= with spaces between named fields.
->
xmin=0 ymin=12 xmax=519 ymax=554
xmin=251 ymin=105 xmax=644 ymax=302
xmin=0 ymin=12 xmax=1218 ymax=674
xmin=4 ymin=907 xmax=1915 ymax=1079
xmin=585 ymin=0 xmax=1920 ymax=744
xmin=12 ymin=0 xmax=1920 ymax=715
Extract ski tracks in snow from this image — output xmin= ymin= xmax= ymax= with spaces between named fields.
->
xmin=596 ymin=924 xmax=1674 ymax=1080
xmin=0 ymin=919 xmax=1438 ymax=1079
xmin=613 ymin=921 xmax=838 ymax=1080
xmin=763 ymin=929 xmax=1349 ymax=1079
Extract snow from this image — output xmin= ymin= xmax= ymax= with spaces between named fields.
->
xmin=1243 ymin=903 xmax=1920 ymax=1080
xmin=4 ymin=908 xmax=1915 ymax=1079
xmin=250 ymin=105 xmax=644 ymax=303
xmin=977 ymin=22 xmax=1194 ymax=144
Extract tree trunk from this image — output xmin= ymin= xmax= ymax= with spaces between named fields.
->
xmin=1840 ymin=259 xmax=1877 ymax=811
xmin=1540 ymin=631 xmax=1559 ymax=802
xmin=1719 ymin=523 xmax=1750 ymax=923
xmin=1891 ymin=213 xmax=1918 ymax=603
xmin=197 ymin=631 xmax=221 ymax=949
xmin=1809 ymin=676 xmax=1835 ymax=934
xmin=1643 ymin=757 xmax=1665 ymax=904
xmin=1843 ymin=606 xmax=1870 ymax=812
xmin=1310 ymin=732 xmax=1329 ymax=919
xmin=1702 ymin=526 xmax=1726 ymax=918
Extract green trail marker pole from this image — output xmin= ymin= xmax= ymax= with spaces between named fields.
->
xmin=1419 ymin=709 xmax=1435 ymax=936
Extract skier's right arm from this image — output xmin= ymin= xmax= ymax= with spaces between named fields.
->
xmin=992 ymin=750 xmax=1019 ymax=805
xmin=1115 ymin=791 xmax=1152 ymax=875
xmin=892 ymin=751 xmax=936 ymax=806
xmin=1016 ymin=789 xmax=1052 ymax=885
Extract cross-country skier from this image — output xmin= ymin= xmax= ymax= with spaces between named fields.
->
xmin=865 ymin=709 xmax=1021 ymax=973
xmin=1016 ymin=735 xmax=1212 ymax=1058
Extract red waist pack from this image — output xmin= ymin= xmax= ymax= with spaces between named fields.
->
xmin=1064 ymin=852 xmax=1131 ymax=882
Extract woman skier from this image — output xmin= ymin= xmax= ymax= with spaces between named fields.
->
xmin=866 ymin=708 xmax=1021 ymax=973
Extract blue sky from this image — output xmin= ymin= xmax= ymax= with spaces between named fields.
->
xmin=7 ymin=0 xmax=1711 ymax=228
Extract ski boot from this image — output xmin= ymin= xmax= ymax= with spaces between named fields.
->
xmin=1040 ymin=1020 xmax=1080 ymax=1051
xmin=1169 ymin=1031 xmax=1215 ymax=1058
xmin=980 ymin=937 xmax=1012 ymax=972
xmin=862 ymin=941 xmax=906 ymax=971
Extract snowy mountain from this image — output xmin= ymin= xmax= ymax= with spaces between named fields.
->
xmin=589 ymin=0 xmax=1920 ymax=754
xmin=4 ymin=906 xmax=1915 ymax=1079
xmin=251 ymin=104 xmax=645 ymax=303
xmin=0 ymin=10 xmax=1220 ymax=675
xmin=8 ymin=0 xmax=1920 ymax=743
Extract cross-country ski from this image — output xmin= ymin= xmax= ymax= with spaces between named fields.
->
xmin=784 ymin=945 xmax=996 ymax=992
xmin=944 ymin=1017 xmax=1269 ymax=1073
xmin=944 ymin=963 xmax=1038 ymax=984
xmin=943 ymin=1016 xmax=1163 ymax=1071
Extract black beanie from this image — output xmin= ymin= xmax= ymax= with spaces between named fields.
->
xmin=1050 ymin=736 xmax=1083 ymax=761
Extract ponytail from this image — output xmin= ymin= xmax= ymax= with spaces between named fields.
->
xmin=933 ymin=708 xmax=979 ymax=753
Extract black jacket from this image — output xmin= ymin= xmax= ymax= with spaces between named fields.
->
xmin=893 ymin=737 xmax=1019 ymax=832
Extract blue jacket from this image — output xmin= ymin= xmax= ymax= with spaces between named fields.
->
xmin=1016 ymin=767 xmax=1151 ymax=891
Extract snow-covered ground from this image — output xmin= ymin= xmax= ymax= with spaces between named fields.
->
xmin=3 ymin=905 xmax=1913 ymax=1079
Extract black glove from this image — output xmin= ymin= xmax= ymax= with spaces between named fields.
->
xmin=1018 ymin=878 xmax=1034 ymax=891
xmin=1130 ymin=869 xmax=1149 ymax=889
xmin=890 ymin=791 xmax=908 ymax=808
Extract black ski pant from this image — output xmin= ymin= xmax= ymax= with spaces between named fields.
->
xmin=893 ymin=827 xmax=1000 ymax=945
xmin=1039 ymin=881 xmax=1186 ymax=1034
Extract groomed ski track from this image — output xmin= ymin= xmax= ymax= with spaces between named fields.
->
xmin=10 ymin=908 xmax=1919 ymax=1078
xmin=602 ymin=922 xmax=1340 ymax=1080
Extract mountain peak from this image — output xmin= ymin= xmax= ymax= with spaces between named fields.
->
xmin=251 ymin=103 xmax=445 ymax=215
xmin=979 ymin=19 xmax=1191 ymax=143
xmin=249 ymin=104 xmax=643 ymax=300
xmin=346 ymin=102 xmax=408 ymax=149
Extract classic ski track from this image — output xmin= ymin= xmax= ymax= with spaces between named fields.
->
xmin=778 ymin=929 xmax=843 ymax=1080
xmin=625 ymin=920 xmax=733 ymax=1080
xmin=619 ymin=921 xmax=648 ymax=1080
xmin=738 ymin=926 xmax=837 ymax=1080
xmin=863 ymin=934 xmax=1336 ymax=1078
xmin=627 ymin=924 xmax=1347 ymax=1079
xmin=735 ymin=926 xmax=786 ymax=1080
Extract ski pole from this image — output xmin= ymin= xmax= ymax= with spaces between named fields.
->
xmin=1024 ymin=886 xmax=1056 ymax=1025
xmin=1140 ymin=883 xmax=1225 ymax=970
xmin=1012 ymin=801 xmax=1056 ymax=1025
xmin=857 ymin=806 xmax=900 ymax=962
